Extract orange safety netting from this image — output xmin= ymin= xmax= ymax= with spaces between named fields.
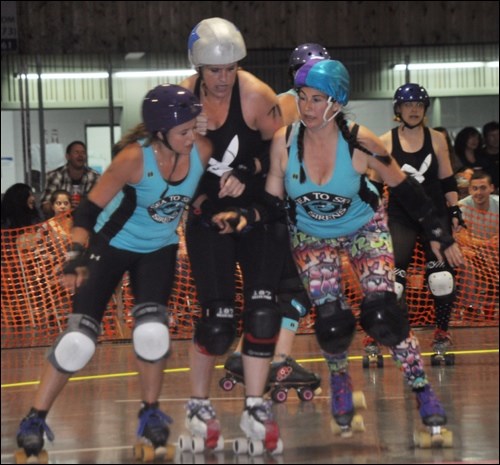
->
xmin=1 ymin=208 xmax=498 ymax=349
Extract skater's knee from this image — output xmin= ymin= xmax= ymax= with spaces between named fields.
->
xmin=194 ymin=301 xmax=236 ymax=356
xmin=48 ymin=314 xmax=100 ymax=373
xmin=359 ymin=291 xmax=409 ymax=346
xmin=242 ymin=296 xmax=281 ymax=358
xmin=132 ymin=303 xmax=170 ymax=362
xmin=278 ymin=275 xmax=311 ymax=323
xmin=315 ymin=300 xmax=356 ymax=353
xmin=426 ymin=265 xmax=455 ymax=305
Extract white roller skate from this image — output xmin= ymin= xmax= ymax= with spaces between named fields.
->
xmin=233 ymin=397 xmax=283 ymax=456
xmin=178 ymin=399 xmax=224 ymax=454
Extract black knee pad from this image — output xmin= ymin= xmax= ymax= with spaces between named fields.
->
xmin=359 ymin=291 xmax=409 ymax=346
xmin=242 ymin=296 xmax=281 ymax=358
xmin=314 ymin=300 xmax=356 ymax=353
xmin=193 ymin=302 xmax=236 ymax=356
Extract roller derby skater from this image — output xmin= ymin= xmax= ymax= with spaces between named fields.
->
xmin=134 ymin=402 xmax=175 ymax=461
xmin=15 ymin=409 xmax=54 ymax=464
xmin=431 ymin=328 xmax=455 ymax=366
xmin=177 ymin=399 xmax=224 ymax=454
xmin=14 ymin=84 xmax=212 ymax=464
xmin=233 ymin=397 xmax=283 ymax=456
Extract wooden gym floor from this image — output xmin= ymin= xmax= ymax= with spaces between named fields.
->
xmin=1 ymin=327 xmax=498 ymax=464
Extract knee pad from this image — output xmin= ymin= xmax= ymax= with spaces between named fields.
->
xmin=359 ymin=291 xmax=409 ymax=346
xmin=242 ymin=296 xmax=281 ymax=358
xmin=426 ymin=265 xmax=455 ymax=305
xmin=314 ymin=300 xmax=356 ymax=353
xmin=48 ymin=314 xmax=100 ymax=373
xmin=132 ymin=303 xmax=170 ymax=362
xmin=278 ymin=275 xmax=311 ymax=322
xmin=194 ymin=302 xmax=236 ymax=356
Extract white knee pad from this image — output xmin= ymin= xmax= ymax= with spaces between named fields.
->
xmin=132 ymin=303 xmax=170 ymax=362
xmin=427 ymin=271 xmax=454 ymax=297
xmin=49 ymin=314 xmax=99 ymax=373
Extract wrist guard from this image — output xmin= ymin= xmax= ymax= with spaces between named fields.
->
xmin=62 ymin=243 xmax=88 ymax=275
xmin=448 ymin=205 xmax=466 ymax=228
xmin=230 ymin=161 xmax=256 ymax=184
xmin=224 ymin=207 xmax=257 ymax=230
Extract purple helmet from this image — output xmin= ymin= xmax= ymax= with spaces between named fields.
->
xmin=393 ymin=83 xmax=430 ymax=114
xmin=142 ymin=84 xmax=202 ymax=134
xmin=288 ymin=43 xmax=331 ymax=74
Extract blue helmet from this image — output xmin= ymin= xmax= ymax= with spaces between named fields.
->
xmin=393 ymin=83 xmax=430 ymax=114
xmin=294 ymin=59 xmax=350 ymax=105
xmin=142 ymin=84 xmax=202 ymax=134
xmin=288 ymin=43 xmax=331 ymax=74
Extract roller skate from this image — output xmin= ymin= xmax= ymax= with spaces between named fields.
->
xmin=362 ymin=335 xmax=384 ymax=369
xmin=430 ymin=329 xmax=455 ymax=366
xmin=178 ymin=399 xmax=224 ymax=454
xmin=15 ymin=410 xmax=54 ymax=464
xmin=413 ymin=384 xmax=453 ymax=448
xmin=233 ymin=397 xmax=283 ymax=456
xmin=219 ymin=352 xmax=244 ymax=392
xmin=267 ymin=357 xmax=322 ymax=403
xmin=329 ymin=372 xmax=366 ymax=438
xmin=134 ymin=403 xmax=175 ymax=462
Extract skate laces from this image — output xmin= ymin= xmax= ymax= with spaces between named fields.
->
xmin=137 ymin=408 xmax=173 ymax=437
xmin=19 ymin=415 xmax=55 ymax=442
xmin=433 ymin=329 xmax=452 ymax=344
xmin=246 ymin=400 xmax=274 ymax=423
xmin=187 ymin=399 xmax=217 ymax=422
xmin=330 ymin=373 xmax=353 ymax=414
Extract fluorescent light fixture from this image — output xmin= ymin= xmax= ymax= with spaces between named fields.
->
xmin=114 ymin=69 xmax=196 ymax=78
xmin=394 ymin=61 xmax=499 ymax=71
xmin=19 ymin=69 xmax=196 ymax=80
xmin=125 ymin=52 xmax=145 ymax=60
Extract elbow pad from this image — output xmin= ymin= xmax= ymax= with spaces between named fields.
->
xmin=72 ymin=198 xmax=103 ymax=231
xmin=440 ymin=175 xmax=458 ymax=194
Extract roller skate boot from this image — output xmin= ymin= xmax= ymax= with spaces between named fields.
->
xmin=329 ymin=372 xmax=366 ymax=438
xmin=431 ymin=329 xmax=455 ymax=366
xmin=134 ymin=403 xmax=175 ymax=462
xmin=268 ymin=357 xmax=322 ymax=403
xmin=233 ymin=397 xmax=283 ymax=456
xmin=15 ymin=410 xmax=54 ymax=464
xmin=413 ymin=384 xmax=453 ymax=448
xmin=219 ymin=352 xmax=244 ymax=392
xmin=178 ymin=399 xmax=224 ymax=454
xmin=362 ymin=335 xmax=384 ymax=369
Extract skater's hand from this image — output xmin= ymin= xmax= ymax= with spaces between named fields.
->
xmin=61 ymin=243 xmax=89 ymax=294
xmin=430 ymin=240 xmax=464 ymax=267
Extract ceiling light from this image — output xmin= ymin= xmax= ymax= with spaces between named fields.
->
xmin=394 ymin=61 xmax=499 ymax=71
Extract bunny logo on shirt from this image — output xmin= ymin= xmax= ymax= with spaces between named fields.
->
xmin=401 ymin=154 xmax=432 ymax=183
xmin=207 ymin=135 xmax=239 ymax=176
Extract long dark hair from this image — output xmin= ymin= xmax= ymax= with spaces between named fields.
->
xmin=1 ymin=183 xmax=42 ymax=229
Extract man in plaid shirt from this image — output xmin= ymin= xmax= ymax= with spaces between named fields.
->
xmin=41 ymin=141 xmax=100 ymax=216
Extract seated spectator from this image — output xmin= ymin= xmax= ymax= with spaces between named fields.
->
xmin=478 ymin=121 xmax=499 ymax=192
xmin=1 ymin=183 xmax=42 ymax=229
xmin=454 ymin=127 xmax=484 ymax=172
xmin=40 ymin=141 xmax=100 ymax=215
xmin=455 ymin=167 xmax=474 ymax=200
xmin=46 ymin=189 xmax=73 ymax=238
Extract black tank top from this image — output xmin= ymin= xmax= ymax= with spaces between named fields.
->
xmin=388 ymin=127 xmax=447 ymax=223
xmin=194 ymin=75 xmax=266 ymax=210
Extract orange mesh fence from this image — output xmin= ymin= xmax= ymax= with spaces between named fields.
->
xmin=1 ymin=208 xmax=498 ymax=349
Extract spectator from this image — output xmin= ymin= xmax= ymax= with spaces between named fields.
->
xmin=40 ymin=141 xmax=100 ymax=216
xmin=1 ymin=183 xmax=42 ymax=229
xmin=478 ymin=121 xmax=499 ymax=192
xmin=454 ymin=127 xmax=484 ymax=172
xmin=434 ymin=126 xmax=461 ymax=173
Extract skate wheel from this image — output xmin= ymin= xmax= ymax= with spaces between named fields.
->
xmin=352 ymin=414 xmax=365 ymax=432
xmin=14 ymin=449 xmax=28 ymax=464
xmin=249 ymin=439 xmax=264 ymax=456
xmin=314 ymin=386 xmax=322 ymax=396
xmin=164 ymin=444 xmax=176 ymax=461
xmin=177 ymin=434 xmax=192 ymax=452
xmin=362 ymin=355 xmax=370 ymax=369
xmin=430 ymin=354 xmax=440 ymax=366
xmin=376 ymin=354 xmax=384 ymax=368
xmin=219 ymin=376 xmax=236 ymax=391
xmin=271 ymin=388 xmax=288 ymax=403
xmin=353 ymin=391 xmax=367 ymax=410
xmin=191 ymin=436 xmax=205 ymax=454
xmin=233 ymin=437 xmax=248 ymax=455
xmin=414 ymin=430 xmax=432 ymax=448
xmin=213 ymin=434 xmax=225 ymax=452
xmin=444 ymin=354 xmax=455 ymax=366
xmin=139 ymin=444 xmax=156 ymax=462
xmin=297 ymin=387 xmax=314 ymax=401
xmin=441 ymin=429 xmax=453 ymax=448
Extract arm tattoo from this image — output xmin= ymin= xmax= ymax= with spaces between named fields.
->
xmin=267 ymin=104 xmax=282 ymax=119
